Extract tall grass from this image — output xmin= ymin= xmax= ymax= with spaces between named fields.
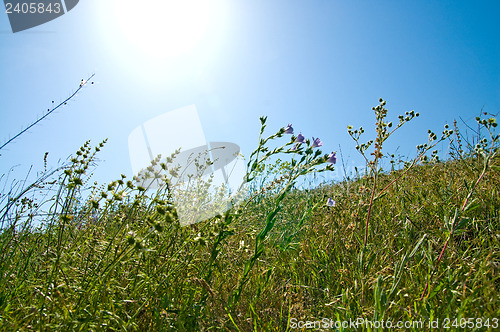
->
xmin=0 ymin=100 xmax=498 ymax=331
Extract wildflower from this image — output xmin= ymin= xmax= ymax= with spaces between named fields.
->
xmin=291 ymin=144 xmax=300 ymax=151
xmin=285 ymin=124 xmax=294 ymax=134
xmin=295 ymin=133 xmax=306 ymax=144
xmin=327 ymin=152 xmax=337 ymax=164
xmin=327 ymin=198 xmax=336 ymax=207
xmin=312 ymin=137 xmax=323 ymax=148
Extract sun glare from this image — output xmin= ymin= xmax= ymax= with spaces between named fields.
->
xmin=114 ymin=0 xmax=214 ymax=59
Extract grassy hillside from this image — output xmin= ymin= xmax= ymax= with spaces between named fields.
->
xmin=0 ymin=100 xmax=498 ymax=331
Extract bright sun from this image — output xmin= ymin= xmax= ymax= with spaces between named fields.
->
xmin=114 ymin=0 xmax=214 ymax=59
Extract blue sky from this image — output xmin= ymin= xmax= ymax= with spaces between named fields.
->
xmin=1 ymin=0 xmax=499 ymax=186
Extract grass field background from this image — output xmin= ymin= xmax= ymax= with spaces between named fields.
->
xmin=0 ymin=100 xmax=498 ymax=331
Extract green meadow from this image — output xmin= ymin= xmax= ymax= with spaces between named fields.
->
xmin=0 ymin=99 xmax=498 ymax=331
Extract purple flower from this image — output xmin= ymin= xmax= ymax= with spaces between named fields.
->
xmin=295 ymin=133 xmax=306 ymax=144
xmin=327 ymin=152 xmax=337 ymax=164
xmin=327 ymin=198 xmax=336 ymax=207
xmin=312 ymin=137 xmax=323 ymax=148
xmin=284 ymin=124 xmax=294 ymax=134
xmin=291 ymin=144 xmax=299 ymax=151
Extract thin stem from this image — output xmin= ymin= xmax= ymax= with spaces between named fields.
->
xmin=0 ymin=73 xmax=95 ymax=152
xmin=364 ymin=175 xmax=377 ymax=248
